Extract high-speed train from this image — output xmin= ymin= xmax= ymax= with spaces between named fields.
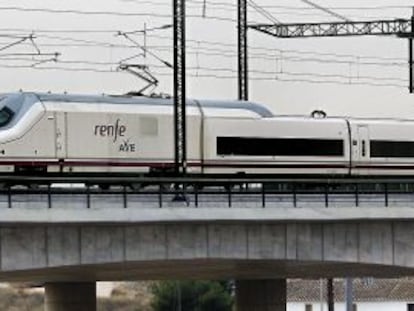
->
xmin=0 ymin=91 xmax=413 ymax=177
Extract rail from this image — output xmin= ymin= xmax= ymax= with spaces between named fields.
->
xmin=1 ymin=175 xmax=414 ymax=208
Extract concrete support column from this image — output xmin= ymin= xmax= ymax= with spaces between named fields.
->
xmin=45 ymin=282 xmax=96 ymax=311
xmin=236 ymin=279 xmax=286 ymax=311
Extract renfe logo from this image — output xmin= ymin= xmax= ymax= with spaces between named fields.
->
xmin=94 ymin=119 xmax=126 ymax=142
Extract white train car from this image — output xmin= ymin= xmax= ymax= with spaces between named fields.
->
xmin=0 ymin=92 xmax=275 ymax=175
xmin=349 ymin=119 xmax=414 ymax=176
xmin=203 ymin=116 xmax=350 ymax=175
xmin=1 ymin=92 xmax=414 ymax=178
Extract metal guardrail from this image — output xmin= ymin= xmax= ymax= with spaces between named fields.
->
xmin=2 ymin=175 xmax=414 ymax=208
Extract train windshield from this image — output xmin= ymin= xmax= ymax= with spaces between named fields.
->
xmin=0 ymin=106 xmax=14 ymax=127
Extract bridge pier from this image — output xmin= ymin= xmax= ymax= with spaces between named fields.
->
xmin=236 ymin=279 xmax=286 ymax=311
xmin=44 ymin=282 xmax=96 ymax=311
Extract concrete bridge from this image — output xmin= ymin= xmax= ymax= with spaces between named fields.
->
xmin=2 ymin=197 xmax=414 ymax=310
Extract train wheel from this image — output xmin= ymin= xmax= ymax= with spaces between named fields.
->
xmin=27 ymin=183 xmax=40 ymax=190
xmin=98 ymin=184 xmax=110 ymax=191
xmin=129 ymin=183 xmax=142 ymax=191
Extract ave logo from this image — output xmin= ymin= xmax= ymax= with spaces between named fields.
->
xmin=119 ymin=139 xmax=136 ymax=152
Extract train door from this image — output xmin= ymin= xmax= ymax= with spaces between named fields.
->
xmin=352 ymin=125 xmax=370 ymax=176
xmin=357 ymin=126 xmax=370 ymax=161
xmin=55 ymin=112 xmax=67 ymax=159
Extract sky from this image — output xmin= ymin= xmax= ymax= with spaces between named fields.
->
xmin=0 ymin=0 xmax=414 ymax=117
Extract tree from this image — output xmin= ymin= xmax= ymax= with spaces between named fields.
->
xmin=151 ymin=280 xmax=233 ymax=311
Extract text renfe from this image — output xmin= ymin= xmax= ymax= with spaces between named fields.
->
xmin=94 ymin=119 xmax=126 ymax=142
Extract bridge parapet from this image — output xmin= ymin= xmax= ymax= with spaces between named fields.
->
xmin=1 ymin=176 xmax=414 ymax=208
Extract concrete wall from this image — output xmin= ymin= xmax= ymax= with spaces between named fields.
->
xmin=1 ymin=207 xmax=414 ymax=281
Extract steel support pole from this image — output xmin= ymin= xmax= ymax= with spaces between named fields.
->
xmin=236 ymin=279 xmax=286 ymax=311
xmin=327 ymin=278 xmax=334 ymax=311
xmin=238 ymin=0 xmax=248 ymax=101
xmin=173 ymin=0 xmax=187 ymax=175
xmin=410 ymin=8 xmax=414 ymax=93
xmin=410 ymin=39 xmax=413 ymax=93
xmin=345 ymin=278 xmax=353 ymax=311
xmin=45 ymin=283 xmax=96 ymax=311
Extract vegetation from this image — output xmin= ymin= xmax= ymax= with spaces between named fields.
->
xmin=0 ymin=281 xmax=233 ymax=311
xmin=0 ymin=288 xmax=43 ymax=311
xmin=0 ymin=286 xmax=150 ymax=311
xmin=151 ymin=280 xmax=233 ymax=311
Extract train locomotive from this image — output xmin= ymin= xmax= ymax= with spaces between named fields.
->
xmin=0 ymin=91 xmax=414 ymax=178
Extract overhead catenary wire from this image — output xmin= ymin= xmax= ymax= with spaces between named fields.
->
xmin=0 ymin=2 xmax=408 ymax=92
xmin=0 ymin=0 xmax=397 ymax=25
xmin=0 ymin=33 xmax=404 ymax=70
xmin=5 ymin=56 xmax=402 ymax=84
xmin=114 ymin=0 xmax=414 ymax=21
xmin=0 ymin=47 xmax=404 ymax=84
xmin=2 ymin=3 xmax=394 ymax=25
xmin=299 ymin=0 xmax=350 ymax=21
xmin=0 ymin=46 xmax=405 ymax=70
xmin=0 ymin=37 xmax=29 ymax=53
xmin=0 ymin=32 xmax=60 ymax=69
xmin=0 ymin=6 xmax=238 ymax=23
xmin=117 ymin=32 xmax=173 ymax=68
xmin=0 ymin=64 xmax=404 ymax=89
xmin=250 ymin=5 xmax=414 ymax=11
xmin=0 ymin=28 xmax=407 ymax=62
xmin=247 ymin=0 xmax=281 ymax=24
xmin=142 ymin=32 xmax=408 ymax=62
xmin=0 ymin=38 xmax=396 ymax=71
xmin=118 ymin=0 xmax=414 ymax=11
xmin=2 ymin=36 xmax=399 ymax=66
xmin=0 ymin=28 xmax=405 ymax=89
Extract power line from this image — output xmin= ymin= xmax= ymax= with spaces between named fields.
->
xmin=0 ymin=44 xmax=404 ymax=70
xmin=0 ymin=6 xmax=237 ymax=23
xmin=0 ymin=31 xmax=402 ymax=70
xmin=31 ymin=35 xmax=405 ymax=64
xmin=247 ymin=0 xmax=281 ymax=24
xmin=4 ymin=3 xmax=397 ymax=24
xmin=118 ymin=0 xmax=414 ymax=12
xmin=250 ymin=12 xmax=402 ymax=22
xmin=115 ymin=0 xmax=414 ymax=22
xmin=8 ymin=34 xmax=404 ymax=69
xmin=0 ymin=28 xmax=406 ymax=62
xmin=39 ymin=67 xmax=411 ymax=88
xmin=299 ymin=0 xmax=350 ymax=21
xmin=0 ymin=2 xmax=406 ymax=91
xmin=23 ymin=58 xmax=405 ymax=84
xmin=0 ymin=6 xmax=164 ymax=17
xmin=39 ymin=34 xmax=125 ymax=48
xmin=0 ymin=53 xmax=400 ymax=83
xmin=117 ymin=32 xmax=172 ymax=68
xmin=144 ymin=32 xmax=407 ymax=62
xmin=250 ymin=5 xmax=414 ymax=11
xmin=250 ymin=77 xmax=405 ymax=88
xmin=0 ymin=61 xmax=403 ymax=88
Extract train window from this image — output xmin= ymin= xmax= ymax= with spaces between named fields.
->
xmin=217 ymin=137 xmax=344 ymax=157
xmin=371 ymin=140 xmax=414 ymax=158
xmin=0 ymin=106 xmax=14 ymax=127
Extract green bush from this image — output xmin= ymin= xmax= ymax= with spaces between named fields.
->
xmin=151 ymin=281 xmax=233 ymax=311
